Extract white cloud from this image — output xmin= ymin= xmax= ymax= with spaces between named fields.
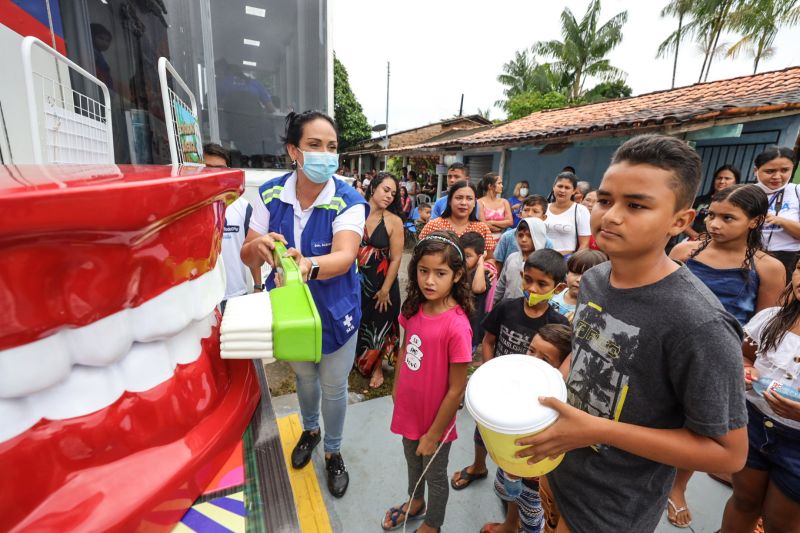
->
xmin=331 ymin=0 xmax=800 ymax=133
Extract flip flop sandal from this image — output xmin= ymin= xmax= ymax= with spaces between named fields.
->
xmin=666 ymin=498 xmax=692 ymax=529
xmin=451 ymin=467 xmax=488 ymax=490
xmin=381 ymin=503 xmax=427 ymax=531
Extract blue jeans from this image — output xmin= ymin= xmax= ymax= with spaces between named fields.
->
xmin=289 ymin=332 xmax=357 ymax=453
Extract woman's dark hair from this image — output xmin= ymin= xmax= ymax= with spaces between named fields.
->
xmin=477 ymin=172 xmax=500 ymax=198
xmin=566 ymin=249 xmax=608 ymax=275
xmin=536 ymin=324 xmax=573 ymax=364
xmin=400 ymin=185 xmax=408 ymax=197
xmin=553 ymin=172 xmax=578 ymax=190
xmin=459 ymin=231 xmax=486 ymax=256
xmin=702 ymin=164 xmax=741 ymax=196
xmin=402 ymin=230 xmax=474 ymax=318
xmin=281 ymin=110 xmax=338 ymax=146
xmin=441 ymin=180 xmax=478 ymax=221
xmin=754 ymin=145 xmax=796 ymax=169
xmin=690 ymin=184 xmax=768 ymax=278
xmin=365 ymin=173 xmax=402 ymax=216
xmin=757 ymin=274 xmax=800 ymax=355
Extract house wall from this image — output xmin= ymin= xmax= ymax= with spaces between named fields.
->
xmin=494 ymin=114 xmax=800 ymax=199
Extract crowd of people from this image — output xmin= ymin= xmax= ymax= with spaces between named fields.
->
xmin=226 ymin=109 xmax=800 ymax=532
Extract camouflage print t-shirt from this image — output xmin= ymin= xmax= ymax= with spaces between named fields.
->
xmin=548 ymin=262 xmax=746 ymax=533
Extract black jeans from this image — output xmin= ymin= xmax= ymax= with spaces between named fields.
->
xmin=403 ymin=437 xmax=452 ymax=528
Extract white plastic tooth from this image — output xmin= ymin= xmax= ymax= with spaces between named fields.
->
xmin=32 ymin=364 xmax=125 ymax=420
xmin=0 ymin=397 xmax=38 ymax=443
xmin=67 ymin=309 xmax=133 ymax=366
xmin=117 ymin=340 xmax=175 ymax=393
xmin=193 ymin=261 xmax=225 ymax=320
xmin=166 ymin=318 xmax=210 ymax=366
xmin=0 ymin=334 xmax=71 ymax=399
xmin=131 ymin=281 xmax=192 ymax=342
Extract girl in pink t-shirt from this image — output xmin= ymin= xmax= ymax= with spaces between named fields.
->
xmin=381 ymin=231 xmax=474 ymax=532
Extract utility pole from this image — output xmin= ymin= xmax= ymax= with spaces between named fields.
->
xmin=384 ymin=61 xmax=390 ymax=169
xmin=458 ymin=93 xmax=464 ymax=116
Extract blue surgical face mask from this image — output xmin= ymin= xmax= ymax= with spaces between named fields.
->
xmin=300 ymin=150 xmax=339 ymax=183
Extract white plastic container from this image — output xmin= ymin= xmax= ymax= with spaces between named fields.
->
xmin=465 ymin=354 xmax=567 ymax=477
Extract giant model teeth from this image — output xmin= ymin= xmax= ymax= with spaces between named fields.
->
xmin=0 ymin=260 xmax=224 ymax=401
xmin=0 ymin=259 xmax=226 ymax=443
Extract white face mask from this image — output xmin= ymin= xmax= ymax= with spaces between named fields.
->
xmin=520 ymin=187 xmax=529 ymax=196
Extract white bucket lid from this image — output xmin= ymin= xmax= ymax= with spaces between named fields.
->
xmin=465 ymin=354 xmax=567 ymax=435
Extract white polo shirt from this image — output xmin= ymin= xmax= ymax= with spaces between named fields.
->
xmin=250 ymin=172 xmax=365 ymax=246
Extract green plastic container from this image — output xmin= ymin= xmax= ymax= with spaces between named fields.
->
xmin=269 ymin=242 xmax=322 ymax=363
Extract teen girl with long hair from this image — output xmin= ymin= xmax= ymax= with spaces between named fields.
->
xmin=668 ymin=184 xmax=785 ymax=528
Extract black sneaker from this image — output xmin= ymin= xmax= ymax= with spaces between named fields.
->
xmin=291 ymin=429 xmax=320 ymax=469
xmin=325 ymin=452 xmax=349 ymax=498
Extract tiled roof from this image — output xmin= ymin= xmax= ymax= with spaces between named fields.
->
xmin=401 ymin=66 xmax=800 ymax=152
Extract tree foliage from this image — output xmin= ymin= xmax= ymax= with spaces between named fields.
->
xmin=533 ymin=0 xmax=628 ymax=101
xmin=581 ymin=80 xmax=633 ymax=102
xmin=506 ymin=91 xmax=569 ymax=121
xmin=495 ymin=50 xmax=563 ymax=110
xmin=657 ymin=0 xmax=800 ymax=82
xmin=333 ymin=54 xmax=371 ymax=148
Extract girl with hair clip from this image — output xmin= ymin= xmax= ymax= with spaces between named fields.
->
xmin=668 ymin=184 xmax=786 ymax=528
xmin=720 ymin=261 xmax=800 ymax=532
xmin=477 ymin=173 xmax=513 ymax=238
xmin=381 ymin=231 xmax=474 ymax=533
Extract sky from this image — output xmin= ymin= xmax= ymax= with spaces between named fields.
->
xmin=330 ymin=0 xmax=800 ymax=135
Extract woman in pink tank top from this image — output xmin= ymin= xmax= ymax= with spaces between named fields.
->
xmin=477 ymin=173 xmax=513 ymax=237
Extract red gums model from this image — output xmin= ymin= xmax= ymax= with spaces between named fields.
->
xmin=0 ymin=164 xmax=261 ymax=532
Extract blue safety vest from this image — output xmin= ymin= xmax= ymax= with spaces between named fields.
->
xmin=260 ymin=173 xmax=367 ymax=354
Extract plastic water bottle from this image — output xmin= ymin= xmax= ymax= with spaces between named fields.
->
xmin=503 ymin=474 xmax=523 ymax=499
xmin=751 ymin=378 xmax=800 ymax=402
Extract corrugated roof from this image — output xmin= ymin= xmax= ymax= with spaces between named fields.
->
xmin=397 ymin=66 xmax=800 ymax=152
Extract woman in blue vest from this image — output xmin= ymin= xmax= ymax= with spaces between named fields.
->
xmin=241 ymin=110 xmax=366 ymax=498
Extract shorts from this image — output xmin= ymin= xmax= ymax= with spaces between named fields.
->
xmin=745 ymin=401 xmax=800 ymax=503
xmin=494 ymin=468 xmax=542 ymax=533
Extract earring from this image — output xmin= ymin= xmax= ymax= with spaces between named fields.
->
xmin=291 ymin=159 xmax=297 ymax=170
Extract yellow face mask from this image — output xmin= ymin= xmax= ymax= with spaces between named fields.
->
xmin=523 ymin=288 xmax=555 ymax=307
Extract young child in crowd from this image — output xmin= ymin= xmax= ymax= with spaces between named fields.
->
xmin=551 ymin=249 xmax=608 ymax=321
xmin=415 ymin=203 xmax=432 ymax=236
xmin=460 ymin=232 xmax=495 ymax=353
xmin=719 ymin=263 xmax=800 ymax=531
xmin=481 ymin=324 xmax=573 ymax=533
xmin=493 ymin=217 xmax=549 ymax=305
xmin=515 ymin=135 xmax=748 ymax=533
xmin=382 ymin=231 xmax=473 ymax=533
xmin=667 ymin=183 xmax=785 ymax=528
xmin=494 ymin=195 xmax=554 ymax=270
xmin=451 ymin=250 xmax=570 ymax=492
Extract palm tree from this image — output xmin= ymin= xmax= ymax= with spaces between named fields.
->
xmin=494 ymin=49 xmax=560 ymax=109
xmin=533 ymin=0 xmax=628 ymax=101
xmin=693 ymin=0 xmax=742 ymax=82
xmin=727 ymin=0 xmax=800 ymax=74
xmin=657 ymin=0 xmax=695 ymax=88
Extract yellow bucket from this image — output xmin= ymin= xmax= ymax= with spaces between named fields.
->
xmin=465 ymin=354 xmax=567 ymax=478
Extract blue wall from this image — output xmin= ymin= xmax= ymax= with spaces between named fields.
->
xmin=492 ymin=114 xmax=800 ymax=199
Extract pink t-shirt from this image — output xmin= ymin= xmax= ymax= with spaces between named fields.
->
xmin=391 ymin=306 xmax=473 ymax=442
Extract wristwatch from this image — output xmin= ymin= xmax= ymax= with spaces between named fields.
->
xmin=253 ymin=284 xmax=263 ymax=291
xmin=308 ymin=258 xmax=320 ymax=281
